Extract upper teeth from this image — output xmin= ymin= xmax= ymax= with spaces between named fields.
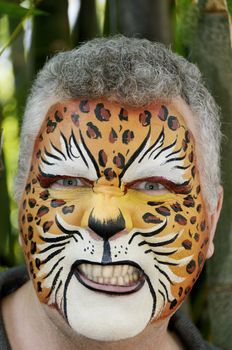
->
xmin=78 ymin=264 xmax=141 ymax=286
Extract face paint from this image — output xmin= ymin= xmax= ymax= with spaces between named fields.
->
xmin=19 ymin=99 xmax=209 ymax=341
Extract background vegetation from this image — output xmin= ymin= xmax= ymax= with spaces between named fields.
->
xmin=0 ymin=0 xmax=232 ymax=348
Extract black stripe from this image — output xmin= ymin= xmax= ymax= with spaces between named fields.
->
xmin=145 ymin=249 xmax=178 ymax=256
xmin=46 ymin=266 xmax=63 ymax=298
xmin=156 ymin=265 xmax=174 ymax=285
xmin=165 ymin=146 xmax=182 ymax=159
xmin=55 ymin=280 xmax=63 ymax=305
xmin=42 ymin=247 xmax=66 ymax=265
xmin=60 ymin=132 xmax=72 ymax=160
xmin=39 ymin=242 xmax=69 ymax=254
xmin=70 ymin=130 xmax=88 ymax=167
xmin=158 ymin=289 xmax=166 ymax=305
xmin=39 ymin=234 xmax=70 ymax=243
xmin=152 ymin=138 xmax=177 ymax=161
xmin=55 ymin=215 xmax=83 ymax=240
xmin=44 ymin=147 xmax=62 ymax=161
xmin=138 ymin=233 xmax=179 ymax=247
xmin=165 ymin=154 xmax=186 ymax=164
xmin=159 ymin=279 xmax=171 ymax=302
xmin=119 ymin=127 xmax=151 ymax=185
xmin=51 ymin=142 xmax=67 ymax=160
xmin=174 ymin=165 xmax=190 ymax=170
xmin=138 ymin=127 xmax=164 ymax=163
xmin=44 ymin=256 xmax=65 ymax=279
xmin=156 ymin=260 xmax=179 ymax=266
xmin=79 ymin=130 xmax=101 ymax=177
xmin=128 ymin=220 xmax=167 ymax=245
xmin=41 ymin=156 xmax=54 ymax=166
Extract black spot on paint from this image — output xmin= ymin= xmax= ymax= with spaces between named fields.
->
xmin=79 ymin=100 xmax=90 ymax=113
xmin=118 ymin=108 xmax=128 ymax=121
xmin=94 ymin=103 xmax=111 ymax=121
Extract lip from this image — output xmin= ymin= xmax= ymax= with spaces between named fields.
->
xmin=73 ymin=261 xmax=146 ymax=295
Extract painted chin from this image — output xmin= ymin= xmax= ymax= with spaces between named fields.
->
xmin=64 ymin=262 xmax=154 ymax=341
xmin=74 ymin=261 xmax=146 ymax=295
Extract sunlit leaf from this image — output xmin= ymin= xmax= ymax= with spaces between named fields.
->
xmin=0 ymin=1 xmax=47 ymax=19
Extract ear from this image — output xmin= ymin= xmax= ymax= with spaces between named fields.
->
xmin=206 ymin=186 xmax=223 ymax=259
xmin=18 ymin=234 xmax=23 ymax=248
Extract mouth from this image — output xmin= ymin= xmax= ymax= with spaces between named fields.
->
xmin=74 ymin=262 xmax=145 ymax=295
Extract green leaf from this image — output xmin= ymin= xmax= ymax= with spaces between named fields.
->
xmin=226 ymin=0 xmax=232 ymax=16
xmin=0 ymin=1 xmax=47 ymax=19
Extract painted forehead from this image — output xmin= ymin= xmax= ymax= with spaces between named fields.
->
xmin=34 ymin=99 xmax=195 ymax=185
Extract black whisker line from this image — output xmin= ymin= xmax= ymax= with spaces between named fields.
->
xmin=55 ymin=216 xmax=83 ymax=240
xmin=44 ymin=147 xmax=62 ymax=161
xmin=39 ymin=241 xmax=70 ymax=254
xmin=41 ymin=156 xmax=54 ymax=166
xmin=165 ymin=154 xmax=186 ymax=164
xmin=51 ymin=141 xmax=67 ymax=160
xmin=79 ymin=130 xmax=101 ymax=177
xmin=60 ymin=131 xmax=72 ymax=160
xmin=159 ymin=279 xmax=171 ymax=302
xmin=128 ymin=220 xmax=167 ymax=245
xmin=156 ymin=265 xmax=174 ymax=285
xmin=138 ymin=127 xmax=164 ymax=163
xmin=138 ymin=233 xmax=179 ymax=247
xmin=119 ymin=126 xmax=151 ymax=185
xmin=46 ymin=266 xmax=63 ymax=299
xmin=39 ymin=235 xmax=71 ymax=243
xmin=165 ymin=146 xmax=182 ymax=159
xmin=152 ymin=138 xmax=177 ymax=161
xmin=43 ymin=256 xmax=65 ymax=279
xmin=70 ymin=129 xmax=88 ymax=166
xmin=42 ymin=247 xmax=66 ymax=265
xmin=144 ymin=249 xmax=178 ymax=256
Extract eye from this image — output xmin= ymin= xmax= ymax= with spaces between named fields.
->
xmin=129 ymin=179 xmax=168 ymax=194
xmin=50 ymin=178 xmax=91 ymax=189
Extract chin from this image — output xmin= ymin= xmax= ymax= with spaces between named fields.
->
xmin=63 ymin=262 xmax=154 ymax=341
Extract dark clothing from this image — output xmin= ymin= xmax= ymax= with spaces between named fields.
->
xmin=0 ymin=266 xmax=220 ymax=350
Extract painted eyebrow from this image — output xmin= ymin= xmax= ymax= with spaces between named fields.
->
xmin=119 ymin=126 xmax=191 ymax=186
xmin=38 ymin=129 xmax=100 ymax=180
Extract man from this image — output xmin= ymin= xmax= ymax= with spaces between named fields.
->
xmin=0 ymin=36 xmax=223 ymax=349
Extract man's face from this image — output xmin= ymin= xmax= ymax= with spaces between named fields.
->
xmin=19 ymin=99 xmax=209 ymax=341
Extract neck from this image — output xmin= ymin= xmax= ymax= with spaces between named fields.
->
xmin=2 ymin=281 xmax=182 ymax=350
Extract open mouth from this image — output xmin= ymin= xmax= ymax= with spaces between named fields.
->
xmin=74 ymin=262 xmax=145 ymax=294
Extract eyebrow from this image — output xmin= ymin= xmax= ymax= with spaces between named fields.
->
xmin=38 ymin=130 xmax=100 ymax=180
xmin=120 ymin=127 xmax=190 ymax=185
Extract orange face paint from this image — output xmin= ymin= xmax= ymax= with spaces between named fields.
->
xmin=19 ymin=99 xmax=209 ymax=340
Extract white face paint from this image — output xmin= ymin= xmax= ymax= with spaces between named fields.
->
xmin=19 ymin=99 xmax=208 ymax=340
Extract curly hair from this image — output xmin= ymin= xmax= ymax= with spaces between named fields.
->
xmin=15 ymin=35 xmax=221 ymax=212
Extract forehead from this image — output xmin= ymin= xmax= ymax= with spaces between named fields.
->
xmin=36 ymin=99 xmax=192 ymax=152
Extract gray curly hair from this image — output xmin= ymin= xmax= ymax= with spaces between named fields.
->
xmin=15 ymin=36 xmax=221 ymax=212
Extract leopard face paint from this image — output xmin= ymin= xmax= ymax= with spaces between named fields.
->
xmin=19 ymin=99 xmax=209 ymax=341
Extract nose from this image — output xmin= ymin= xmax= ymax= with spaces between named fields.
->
xmin=88 ymin=209 xmax=126 ymax=240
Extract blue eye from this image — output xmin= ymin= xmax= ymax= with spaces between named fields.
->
xmin=50 ymin=178 xmax=89 ymax=189
xmin=61 ymin=179 xmax=79 ymax=187
xmin=129 ymin=180 xmax=168 ymax=193
xmin=137 ymin=181 xmax=165 ymax=191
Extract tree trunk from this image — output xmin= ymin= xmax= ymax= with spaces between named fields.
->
xmin=104 ymin=0 xmax=172 ymax=45
xmin=71 ymin=0 xmax=100 ymax=46
xmin=31 ymin=0 xmax=70 ymax=75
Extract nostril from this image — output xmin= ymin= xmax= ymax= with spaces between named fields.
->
xmin=88 ymin=209 xmax=126 ymax=240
